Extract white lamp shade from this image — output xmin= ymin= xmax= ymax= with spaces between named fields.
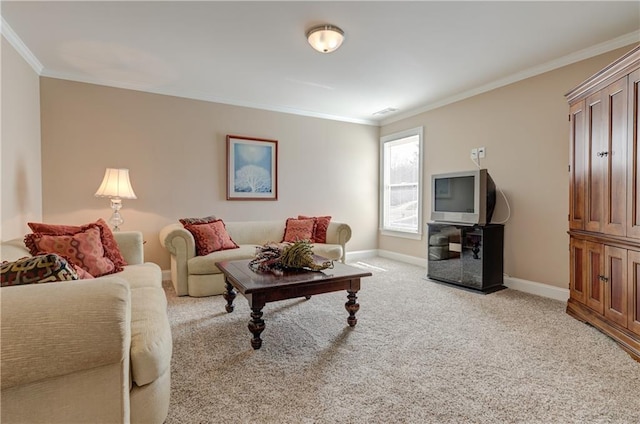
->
xmin=95 ymin=168 xmax=137 ymax=199
xmin=306 ymin=25 xmax=344 ymax=53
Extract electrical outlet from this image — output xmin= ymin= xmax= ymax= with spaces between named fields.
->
xmin=478 ymin=147 xmax=486 ymax=158
xmin=471 ymin=148 xmax=478 ymax=160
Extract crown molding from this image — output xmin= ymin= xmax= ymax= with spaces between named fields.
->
xmin=380 ymin=31 xmax=640 ymax=126
xmin=1 ymin=16 xmax=43 ymax=74
xmin=3 ymin=11 xmax=636 ymax=129
xmin=39 ymin=69 xmax=379 ymax=126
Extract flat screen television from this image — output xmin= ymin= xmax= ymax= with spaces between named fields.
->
xmin=430 ymin=169 xmax=496 ymax=226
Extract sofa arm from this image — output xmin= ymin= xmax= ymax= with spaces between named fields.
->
xmin=325 ymin=222 xmax=352 ymax=263
xmin=159 ymin=223 xmax=196 ymax=296
xmin=114 ymin=231 xmax=144 ymax=265
xmin=1 ymin=278 xmax=131 ymax=390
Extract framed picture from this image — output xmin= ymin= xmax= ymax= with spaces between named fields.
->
xmin=226 ymin=135 xmax=278 ymax=200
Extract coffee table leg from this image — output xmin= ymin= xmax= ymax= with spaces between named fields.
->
xmin=223 ymin=280 xmax=236 ymax=313
xmin=248 ymin=307 xmax=265 ymax=349
xmin=345 ymin=291 xmax=360 ymax=327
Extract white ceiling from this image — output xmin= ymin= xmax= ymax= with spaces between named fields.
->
xmin=2 ymin=1 xmax=639 ymax=126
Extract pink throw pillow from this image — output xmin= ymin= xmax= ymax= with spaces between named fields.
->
xmin=73 ymin=265 xmax=95 ymax=279
xmin=298 ymin=215 xmax=332 ymax=243
xmin=283 ymin=218 xmax=316 ymax=243
xmin=24 ymin=225 xmax=119 ymax=277
xmin=184 ymin=220 xmax=239 ymax=256
xmin=28 ymin=218 xmax=127 ymax=268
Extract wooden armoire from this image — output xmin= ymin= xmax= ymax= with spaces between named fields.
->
xmin=566 ymin=45 xmax=640 ymax=361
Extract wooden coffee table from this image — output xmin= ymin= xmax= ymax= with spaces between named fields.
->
xmin=216 ymin=258 xmax=372 ymax=350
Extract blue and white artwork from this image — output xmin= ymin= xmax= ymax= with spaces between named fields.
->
xmin=233 ymin=143 xmax=272 ymax=193
xmin=227 ymin=136 xmax=277 ymax=200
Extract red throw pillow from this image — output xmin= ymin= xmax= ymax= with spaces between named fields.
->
xmin=184 ymin=220 xmax=239 ymax=256
xmin=283 ymin=218 xmax=316 ymax=243
xmin=24 ymin=225 xmax=120 ymax=277
xmin=28 ymin=218 xmax=127 ymax=268
xmin=298 ymin=215 xmax=332 ymax=243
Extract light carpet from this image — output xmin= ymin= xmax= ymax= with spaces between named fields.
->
xmin=164 ymin=257 xmax=640 ymax=423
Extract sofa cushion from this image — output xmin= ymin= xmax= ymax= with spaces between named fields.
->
xmin=184 ymin=220 xmax=239 ymax=256
xmin=1 ymin=254 xmax=78 ymax=287
xmin=188 ymin=245 xmax=258 ymax=274
xmin=25 ymin=225 xmax=120 ymax=277
xmin=0 ymin=239 xmax=32 ymax=262
xmin=224 ymin=221 xmax=285 ymax=245
xmin=309 ymin=244 xmax=343 ymax=262
xmin=299 ymin=215 xmax=332 ymax=243
xmin=129 ymin=286 xmax=172 ymax=387
xmin=117 ymin=263 xmax=163 ymax=290
xmin=282 ymin=218 xmax=315 ymax=242
xmin=28 ymin=219 xmax=127 ymax=268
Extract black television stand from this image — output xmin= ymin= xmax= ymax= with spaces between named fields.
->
xmin=426 ymin=222 xmax=505 ymax=294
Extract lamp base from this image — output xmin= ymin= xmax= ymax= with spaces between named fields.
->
xmin=109 ymin=198 xmax=124 ymax=231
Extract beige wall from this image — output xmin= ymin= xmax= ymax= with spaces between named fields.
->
xmin=1 ymin=37 xmax=42 ymax=243
xmin=19 ymin=42 xmax=636 ymax=289
xmin=380 ymin=45 xmax=635 ymax=289
xmin=39 ymin=79 xmax=379 ymax=269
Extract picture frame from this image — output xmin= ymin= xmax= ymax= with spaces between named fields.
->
xmin=226 ymin=135 xmax=278 ymax=200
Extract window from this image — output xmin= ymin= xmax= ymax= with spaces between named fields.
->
xmin=380 ymin=127 xmax=423 ymax=239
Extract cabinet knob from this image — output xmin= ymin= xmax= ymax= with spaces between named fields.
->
xmin=596 ymin=151 xmax=609 ymax=157
xmin=599 ymin=275 xmax=609 ymax=283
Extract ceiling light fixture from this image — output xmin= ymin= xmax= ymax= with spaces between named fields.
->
xmin=306 ymin=24 xmax=344 ymax=53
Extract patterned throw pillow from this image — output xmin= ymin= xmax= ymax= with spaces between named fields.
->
xmin=1 ymin=254 xmax=78 ymax=287
xmin=282 ymin=218 xmax=316 ymax=243
xmin=24 ymin=225 xmax=120 ymax=277
xmin=28 ymin=218 xmax=127 ymax=268
xmin=298 ymin=215 xmax=332 ymax=243
xmin=179 ymin=215 xmax=217 ymax=226
xmin=184 ymin=220 xmax=239 ymax=256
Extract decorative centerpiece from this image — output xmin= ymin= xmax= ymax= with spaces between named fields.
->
xmin=249 ymin=240 xmax=333 ymax=273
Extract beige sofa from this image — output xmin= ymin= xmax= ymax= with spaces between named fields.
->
xmin=0 ymin=231 xmax=172 ymax=424
xmin=159 ymin=220 xmax=352 ymax=297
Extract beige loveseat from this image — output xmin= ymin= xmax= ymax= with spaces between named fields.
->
xmin=159 ymin=220 xmax=352 ymax=297
xmin=0 ymin=231 xmax=172 ymax=424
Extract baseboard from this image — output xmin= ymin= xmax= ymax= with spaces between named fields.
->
xmin=374 ymin=250 xmax=569 ymax=302
xmin=345 ymin=249 xmax=379 ymax=262
xmin=377 ymin=250 xmax=426 ymax=267
xmin=503 ymin=276 xmax=569 ymax=302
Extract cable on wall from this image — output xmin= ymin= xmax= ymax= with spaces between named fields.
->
xmin=470 ymin=155 xmax=511 ymax=224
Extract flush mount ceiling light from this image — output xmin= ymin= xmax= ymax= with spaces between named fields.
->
xmin=306 ymin=24 xmax=344 ymax=53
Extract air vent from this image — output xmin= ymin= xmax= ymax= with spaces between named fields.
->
xmin=372 ymin=107 xmax=398 ymax=116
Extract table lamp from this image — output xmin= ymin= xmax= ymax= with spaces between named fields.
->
xmin=95 ymin=168 xmax=137 ymax=231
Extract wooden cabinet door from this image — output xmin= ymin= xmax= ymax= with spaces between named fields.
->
xmin=628 ymin=69 xmax=640 ymax=239
xmin=569 ymin=100 xmax=586 ymax=230
xmin=604 ymin=245 xmax=628 ymax=327
xmin=585 ymin=91 xmax=606 ymax=233
xmin=603 ymin=77 xmax=627 ymax=236
xmin=585 ymin=241 xmax=605 ymax=314
xmin=569 ymin=237 xmax=586 ymax=303
xmin=628 ymin=249 xmax=640 ymax=336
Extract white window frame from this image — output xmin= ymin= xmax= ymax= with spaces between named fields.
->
xmin=379 ymin=127 xmax=424 ymax=240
